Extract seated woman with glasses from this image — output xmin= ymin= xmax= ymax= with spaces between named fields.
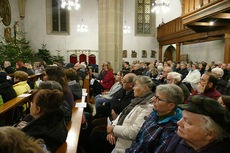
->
xmin=126 ymin=84 xmax=183 ymax=153
xmin=106 ymin=76 xmax=154 ymax=153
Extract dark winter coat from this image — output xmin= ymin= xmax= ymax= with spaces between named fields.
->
xmin=22 ymin=109 xmax=67 ymax=152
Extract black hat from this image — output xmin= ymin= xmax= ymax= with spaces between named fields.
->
xmin=178 ymin=95 xmax=230 ymax=132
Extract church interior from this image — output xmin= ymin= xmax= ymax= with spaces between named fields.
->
xmin=0 ymin=0 xmax=230 ymax=153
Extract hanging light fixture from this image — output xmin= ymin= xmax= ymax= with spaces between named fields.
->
xmin=77 ymin=19 xmax=88 ymax=32
xmin=151 ymin=0 xmax=170 ymax=14
xmin=123 ymin=0 xmax=131 ymax=34
xmin=123 ymin=25 xmax=131 ymax=34
xmin=61 ymin=0 xmax=80 ymax=10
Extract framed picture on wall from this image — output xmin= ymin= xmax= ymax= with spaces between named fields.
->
xmin=142 ymin=50 xmax=147 ymax=58
xmin=0 ymin=0 xmax=11 ymax=26
xmin=131 ymin=50 xmax=137 ymax=58
xmin=123 ymin=50 xmax=127 ymax=58
xmin=151 ymin=50 xmax=156 ymax=58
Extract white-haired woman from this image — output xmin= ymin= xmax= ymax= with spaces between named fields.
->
xmin=212 ymin=67 xmax=227 ymax=94
xmin=106 ymin=76 xmax=154 ymax=153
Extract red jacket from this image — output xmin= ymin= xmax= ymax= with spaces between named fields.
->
xmin=185 ymin=87 xmax=221 ymax=104
xmin=100 ymin=70 xmax=114 ymax=89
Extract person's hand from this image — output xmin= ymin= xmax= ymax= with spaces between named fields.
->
xmin=102 ymin=102 xmax=106 ymax=106
xmin=106 ymin=133 xmax=116 ymax=145
xmin=107 ymin=125 xmax=114 ymax=134
xmin=111 ymin=109 xmax=118 ymax=120
xmin=197 ymin=83 xmax=205 ymax=93
xmin=159 ymin=75 xmax=163 ymax=79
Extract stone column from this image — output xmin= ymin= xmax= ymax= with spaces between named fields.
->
xmin=224 ymin=33 xmax=230 ymax=63
xmin=176 ymin=42 xmax=181 ymax=63
xmin=159 ymin=45 xmax=162 ymax=62
xmin=98 ymin=0 xmax=123 ymax=73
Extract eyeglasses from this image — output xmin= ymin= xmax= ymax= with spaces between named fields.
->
xmin=152 ymin=96 xmax=170 ymax=103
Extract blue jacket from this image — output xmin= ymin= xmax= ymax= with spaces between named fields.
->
xmin=126 ymin=108 xmax=182 ymax=153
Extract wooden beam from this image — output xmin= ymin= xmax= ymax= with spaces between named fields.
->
xmin=176 ymin=43 xmax=181 ymax=62
xmin=212 ymin=13 xmax=230 ymax=19
xmin=189 ymin=22 xmax=227 ymax=26
xmin=183 ymin=36 xmax=223 ymax=45
xmin=159 ymin=45 xmax=162 ymax=62
xmin=224 ymin=33 xmax=230 ymax=63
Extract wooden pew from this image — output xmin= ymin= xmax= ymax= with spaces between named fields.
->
xmin=0 ymin=95 xmax=32 ymax=125
xmin=0 ymin=95 xmax=32 ymax=115
xmin=56 ymin=96 xmax=85 ymax=153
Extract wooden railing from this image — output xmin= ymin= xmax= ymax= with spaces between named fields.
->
xmin=157 ymin=17 xmax=188 ymax=39
xmin=182 ymin=0 xmax=221 ymax=15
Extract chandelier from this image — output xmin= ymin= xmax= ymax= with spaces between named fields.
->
xmin=77 ymin=23 xmax=88 ymax=32
xmin=61 ymin=0 xmax=80 ymax=10
xmin=151 ymin=0 xmax=170 ymax=14
xmin=123 ymin=25 xmax=131 ymax=34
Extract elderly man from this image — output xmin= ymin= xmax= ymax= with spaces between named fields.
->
xmin=167 ymin=72 xmax=190 ymax=102
xmin=163 ymin=95 xmax=230 ymax=153
xmin=126 ymin=84 xmax=183 ymax=153
xmin=131 ymin=64 xmax=143 ymax=75
xmin=4 ymin=61 xmax=15 ymax=74
xmin=159 ymin=66 xmax=172 ymax=84
xmin=211 ymin=67 xmax=227 ymax=94
xmin=185 ymin=72 xmax=221 ymax=103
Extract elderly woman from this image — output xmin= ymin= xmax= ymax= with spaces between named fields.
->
xmin=106 ymin=76 xmax=154 ymax=153
xmin=22 ymin=88 xmax=67 ymax=152
xmin=182 ymin=63 xmax=201 ymax=91
xmin=126 ymin=84 xmax=183 ymax=153
xmin=13 ymin=71 xmax=31 ymax=95
xmin=211 ymin=67 xmax=227 ymax=94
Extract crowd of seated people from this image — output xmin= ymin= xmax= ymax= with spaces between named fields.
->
xmin=1 ymin=59 xmax=230 ymax=153
xmin=0 ymin=60 xmax=85 ymax=152
xmin=80 ymin=60 xmax=230 ymax=153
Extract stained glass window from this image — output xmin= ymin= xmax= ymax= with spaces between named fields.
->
xmin=136 ymin=0 xmax=154 ymax=35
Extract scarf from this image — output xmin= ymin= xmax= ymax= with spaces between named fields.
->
xmin=117 ymin=91 xmax=154 ymax=125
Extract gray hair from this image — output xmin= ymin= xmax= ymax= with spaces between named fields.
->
xmin=168 ymin=72 xmax=182 ymax=82
xmin=211 ymin=67 xmax=224 ymax=78
xmin=134 ymin=76 xmax=154 ymax=90
xmin=157 ymin=65 xmax=164 ymax=72
xmin=156 ymin=84 xmax=184 ymax=105
xmin=201 ymin=115 xmax=228 ymax=141
xmin=4 ymin=61 xmax=11 ymax=66
xmin=126 ymin=73 xmax=136 ymax=83
xmin=39 ymin=81 xmax=63 ymax=91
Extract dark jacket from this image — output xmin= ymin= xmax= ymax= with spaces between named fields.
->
xmin=68 ymin=80 xmax=82 ymax=100
xmin=4 ymin=66 xmax=15 ymax=74
xmin=95 ymin=88 xmax=135 ymax=118
xmin=111 ymin=89 xmax=135 ymax=115
xmin=163 ymin=134 xmax=230 ymax=153
xmin=216 ymin=78 xmax=227 ymax=95
xmin=179 ymin=68 xmax=188 ymax=80
xmin=132 ymin=69 xmax=143 ymax=76
xmin=178 ymin=82 xmax=190 ymax=102
xmin=22 ymin=109 xmax=67 ymax=152
xmin=0 ymin=78 xmax=17 ymax=103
